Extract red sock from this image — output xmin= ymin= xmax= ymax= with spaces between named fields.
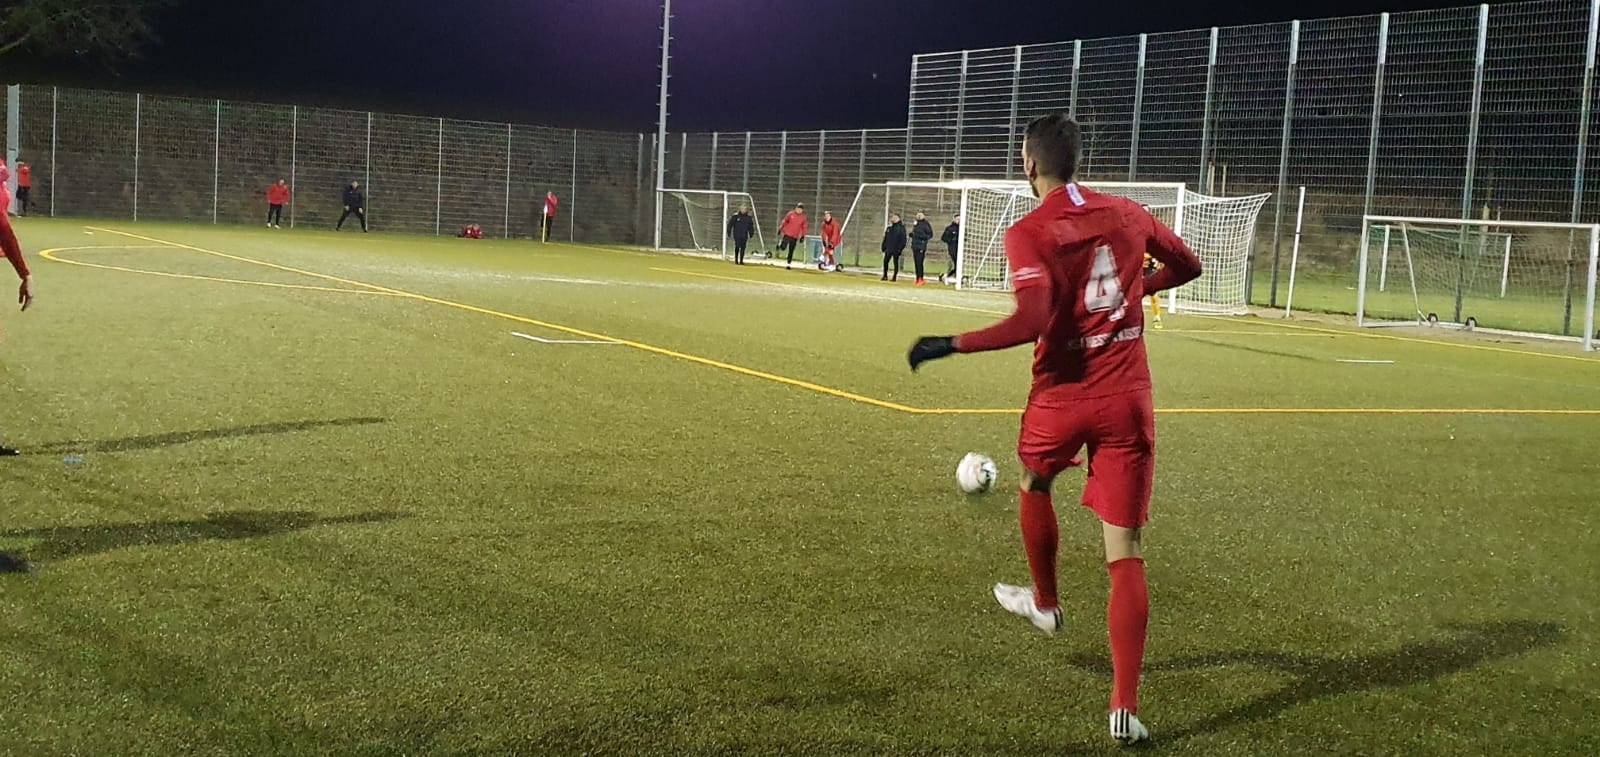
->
xmin=1018 ymin=489 xmax=1059 ymax=610
xmin=1107 ymin=557 xmax=1149 ymax=713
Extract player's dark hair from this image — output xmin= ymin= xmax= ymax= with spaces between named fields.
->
xmin=1023 ymin=114 xmax=1082 ymax=182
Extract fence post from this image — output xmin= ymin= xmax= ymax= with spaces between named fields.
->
xmin=857 ymin=129 xmax=867 ymax=189
xmin=635 ymin=132 xmax=646 ymax=243
xmin=289 ymin=106 xmax=298 ymax=229
xmin=435 ymin=118 xmax=444 ymax=236
xmin=1069 ymin=40 xmax=1082 ymax=118
xmin=505 ymin=124 xmax=513 ymax=239
xmin=1455 ymin=3 xmax=1490 ymax=323
xmin=364 ymin=112 xmax=372 ymax=228
xmin=953 ymin=50 xmax=968 ymax=178
xmin=1363 ymin=14 xmax=1390 ymax=224
xmin=677 ymin=131 xmax=687 ymax=187
xmin=133 ymin=93 xmax=141 ymax=221
xmin=1267 ymin=20 xmax=1300 ymax=308
xmin=570 ymin=129 xmax=578 ymax=242
xmin=815 ymin=130 xmax=825 ymax=217
xmin=1198 ymin=29 xmax=1218 ymax=190
xmin=709 ymin=131 xmax=719 ymax=187
xmin=778 ymin=130 xmax=788 ymax=212
xmin=906 ymin=56 xmax=919 ymax=180
xmin=742 ymin=131 xmax=751 ymax=193
xmin=1130 ymin=33 xmax=1148 ymax=180
xmin=49 ymin=86 xmax=57 ymax=217
xmin=1006 ymin=45 xmax=1022 ymax=180
xmin=213 ymin=99 xmax=221 ymax=224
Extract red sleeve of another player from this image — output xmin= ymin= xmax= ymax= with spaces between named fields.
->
xmin=1143 ymin=215 xmax=1202 ymax=293
xmin=0 ymin=217 xmax=29 ymax=278
xmin=955 ymin=226 xmax=1051 ymax=354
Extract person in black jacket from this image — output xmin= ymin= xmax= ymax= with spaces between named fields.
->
xmin=910 ymin=211 xmax=935 ymax=285
xmin=726 ymin=205 xmax=755 ymax=265
xmin=881 ymin=213 xmax=907 ymax=282
xmin=337 ymin=181 xmax=367 ymax=232
xmin=940 ymin=214 xmax=961 ymax=284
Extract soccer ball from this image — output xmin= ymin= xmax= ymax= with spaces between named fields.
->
xmin=956 ymin=452 xmax=999 ymax=495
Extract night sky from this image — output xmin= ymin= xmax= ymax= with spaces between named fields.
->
xmin=8 ymin=0 xmax=1524 ymax=133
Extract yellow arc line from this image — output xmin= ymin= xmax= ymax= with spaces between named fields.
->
xmin=40 ymin=245 xmax=400 ymax=297
xmin=84 ymin=227 xmax=921 ymax=414
xmin=74 ymin=228 xmax=1598 ymax=418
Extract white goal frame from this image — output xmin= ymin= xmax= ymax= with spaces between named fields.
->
xmin=844 ymin=179 xmax=1265 ymax=315
xmin=656 ymin=188 xmax=767 ymax=258
xmin=1356 ymin=214 xmax=1600 ymax=351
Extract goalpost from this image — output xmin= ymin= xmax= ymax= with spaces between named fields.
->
xmin=1356 ymin=215 xmax=1599 ymax=351
xmin=843 ymin=180 xmax=1270 ymax=314
xmin=656 ymin=189 xmax=767 ymax=258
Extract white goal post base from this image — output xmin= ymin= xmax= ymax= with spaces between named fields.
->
xmin=842 ymin=180 xmax=1269 ymax=315
xmin=1356 ymin=215 xmax=1599 ymax=352
xmin=656 ymin=189 xmax=767 ymax=258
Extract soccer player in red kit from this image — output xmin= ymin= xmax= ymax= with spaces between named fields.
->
xmin=907 ymin=114 xmax=1201 ymax=744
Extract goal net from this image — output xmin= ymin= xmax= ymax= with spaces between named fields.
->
xmin=657 ymin=189 xmax=766 ymax=258
xmin=848 ymin=180 xmax=1269 ymax=314
xmin=1357 ymin=215 xmax=1599 ymax=350
xmin=838 ymin=182 xmax=969 ymax=272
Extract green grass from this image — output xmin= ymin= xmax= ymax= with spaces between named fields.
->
xmin=2 ymin=217 xmax=1598 ymax=755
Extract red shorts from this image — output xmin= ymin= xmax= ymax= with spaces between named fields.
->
xmin=1017 ymin=390 xmax=1155 ymax=529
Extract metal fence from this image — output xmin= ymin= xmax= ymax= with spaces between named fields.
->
xmin=2 ymin=85 xmax=652 ymax=245
xmin=662 ymin=0 xmax=1600 ymax=308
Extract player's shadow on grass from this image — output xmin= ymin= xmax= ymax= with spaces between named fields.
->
xmin=32 ymin=417 xmax=388 ymax=454
xmin=1067 ymin=620 xmax=1564 ymax=743
xmin=0 ymin=510 xmax=405 ymax=563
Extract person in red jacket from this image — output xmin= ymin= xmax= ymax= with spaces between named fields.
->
xmin=777 ymin=203 xmax=808 ymax=269
xmin=542 ymin=192 xmax=559 ymax=242
xmin=819 ymin=210 xmax=842 ymax=271
xmin=14 ymin=161 xmax=31 ymax=217
xmin=0 ymin=159 xmax=35 ymax=458
xmin=266 ymin=179 xmax=290 ymax=228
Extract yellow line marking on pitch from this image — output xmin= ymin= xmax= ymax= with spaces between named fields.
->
xmin=1196 ymin=315 xmax=1599 ymax=363
xmin=41 ymin=245 xmax=402 ymax=297
xmin=85 ymin=227 xmax=919 ymax=414
xmin=74 ymin=228 xmax=1599 ymax=419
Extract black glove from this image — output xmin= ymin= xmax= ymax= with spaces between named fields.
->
xmin=908 ymin=336 xmax=957 ymax=372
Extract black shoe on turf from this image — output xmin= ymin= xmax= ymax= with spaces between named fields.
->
xmin=0 ymin=553 xmax=31 ymax=573
xmin=0 ymin=446 xmax=18 ymax=456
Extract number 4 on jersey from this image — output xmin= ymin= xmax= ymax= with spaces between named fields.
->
xmin=1085 ymin=245 xmax=1127 ymax=321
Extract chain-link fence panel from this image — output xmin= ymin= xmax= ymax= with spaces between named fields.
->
xmin=293 ymin=107 xmax=368 ymax=231
xmin=574 ymin=129 xmax=644 ymax=244
xmin=440 ymin=119 xmax=511 ymax=238
xmin=1139 ymin=29 xmax=1211 ymax=186
xmin=53 ymin=88 xmax=138 ymax=219
xmin=137 ymin=95 xmax=218 ymax=223
xmin=509 ymin=124 xmax=573 ymax=241
xmin=368 ymin=113 xmax=441 ymax=235
xmin=16 ymin=86 xmax=55 ymax=217
xmin=219 ymin=101 xmax=294 ymax=226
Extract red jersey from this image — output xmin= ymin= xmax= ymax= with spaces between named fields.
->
xmin=16 ymin=165 xmax=30 ymax=188
xmin=544 ymin=194 xmax=559 ymax=218
xmin=267 ymin=183 xmax=291 ymax=205
xmin=821 ymin=218 xmax=841 ymax=248
xmin=779 ymin=210 xmax=808 ymax=239
xmin=965 ymin=183 xmax=1201 ymax=401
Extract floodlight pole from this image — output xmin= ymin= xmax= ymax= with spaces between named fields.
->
xmin=653 ymin=0 xmax=672 ymax=250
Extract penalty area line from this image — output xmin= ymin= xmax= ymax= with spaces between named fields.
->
xmin=511 ymin=331 xmax=620 ymax=345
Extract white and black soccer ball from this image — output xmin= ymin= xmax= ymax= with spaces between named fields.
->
xmin=956 ymin=452 xmax=999 ymax=495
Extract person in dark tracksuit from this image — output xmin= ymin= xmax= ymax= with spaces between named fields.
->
xmin=726 ymin=205 xmax=755 ymax=265
xmin=940 ymin=214 xmax=960 ymax=284
xmin=910 ymin=211 xmax=935 ymax=285
xmin=337 ymin=181 xmax=367 ymax=232
xmin=881 ymin=213 xmax=907 ymax=282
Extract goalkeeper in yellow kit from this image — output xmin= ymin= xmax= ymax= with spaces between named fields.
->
xmin=1143 ymin=254 xmax=1165 ymax=329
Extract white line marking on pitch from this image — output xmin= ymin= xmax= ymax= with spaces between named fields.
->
xmin=1337 ymin=359 xmax=1396 ymax=364
xmin=511 ymin=331 xmax=620 ymax=345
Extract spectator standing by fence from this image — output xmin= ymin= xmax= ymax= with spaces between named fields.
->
xmin=337 ymin=181 xmax=367 ymax=232
xmin=911 ymin=211 xmax=934 ymax=286
xmin=13 ymin=162 xmax=31 ymax=217
xmin=266 ymin=180 xmax=290 ymax=228
xmin=881 ymin=213 xmax=907 ymax=282
xmin=542 ymin=192 xmax=559 ymax=242
xmin=940 ymin=214 xmax=960 ymax=284
xmin=727 ymin=204 xmax=755 ymax=265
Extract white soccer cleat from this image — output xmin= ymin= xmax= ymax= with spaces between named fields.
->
xmin=1109 ymin=709 xmax=1149 ymax=744
xmin=992 ymin=583 xmax=1063 ymax=635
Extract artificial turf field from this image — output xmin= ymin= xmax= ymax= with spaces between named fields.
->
xmin=1 ymin=217 xmax=1597 ymax=755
